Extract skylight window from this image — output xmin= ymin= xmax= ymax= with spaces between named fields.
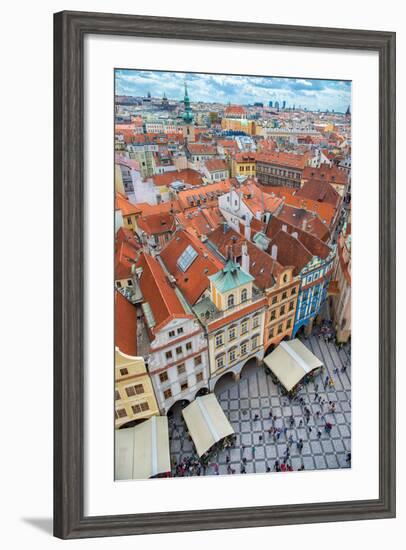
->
xmin=177 ymin=245 xmax=198 ymax=272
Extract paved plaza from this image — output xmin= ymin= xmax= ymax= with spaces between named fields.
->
xmin=168 ymin=335 xmax=351 ymax=476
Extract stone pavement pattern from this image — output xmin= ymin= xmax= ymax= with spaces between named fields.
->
xmin=169 ymin=335 xmax=351 ymax=476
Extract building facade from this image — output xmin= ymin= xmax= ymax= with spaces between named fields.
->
xmin=331 ymin=220 xmax=351 ymax=343
xmin=256 ymin=152 xmax=307 ymax=188
xmin=193 ymin=258 xmax=267 ymax=390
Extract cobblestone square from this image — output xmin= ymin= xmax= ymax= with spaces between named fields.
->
xmin=169 ymin=335 xmax=351 ymax=476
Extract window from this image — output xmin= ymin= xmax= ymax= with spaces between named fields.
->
xmin=291 ymin=287 xmax=297 ymax=295
xmin=280 ymin=305 xmax=285 ymax=315
xmin=177 ymin=363 xmax=186 ymax=375
xmin=216 ymin=355 xmax=225 ymax=369
xmin=229 ymin=347 xmax=237 ymax=362
xmin=228 ymin=326 xmax=236 ymax=341
xmin=180 ymin=381 xmax=188 ymax=391
xmin=165 ymin=351 xmax=172 ymax=360
xmin=159 ymin=372 xmax=169 ymax=383
xmin=241 ymin=288 xmax=247 ymax=302
xmin=186 ymin=342 xmax=192 ymax=351
xmin=269 ymin=328 xmax=274 ymax=339
xmin=115 ymin=390 xmax=120 ymax=401
xmin=196 ymin=372 xmax=203 ymax=383
xmin=272 ymin=296 xmax=278 ymax=304
xmin=169 ymin=330 xmax=175 ymax=338
xmin=289 ymin=301 xmax=294 ymax=311
xmin=177 ymin=327 xmax=184 ymax=335
xmin=282 ymin=291 xmax=287 ymax=300
xmin=252 ymin=335 xmax=259 ymax=349
xmin=125 ymin=384 xmax=144 ymax=397
xmin=277 ymin=324 xmax=283 ymax=334
xmin=194 ymin=355 xmax=202 ymax=366
xmin=253 ymin=315 xmax=260 ymax=328
xmin=241 ymin=320 xmax=249 ymax=334
xmin=176 ymin=346 xmax=183 ymax=355
xmin=215 ymin=333 xmax=224 ymax=348
xmin=131 ymin=404 xmax=141 ymax=414
xmin=119 ymin=368 xmax=128 ymax=376
xmin=227 ymin=294 xmax=235 ymax=308
xmin=116 ymin=281 xmax=122 ymax=288
xmin=286 ymin=319 xmax=292 ymax=329
xmin=127 ymin=280 xmax=133 ymax=286
xmin=163 ymin=389 xmax=172 ymax=400
xmin=116 ymin=408 xmax=127 ymax=418
xmin=270 ymin=310 xmax=276 ymax=321
xmin=140 ymin=402 xmax=149 ymax=412
xmin=240 ymin=342 xmax=248 ymax=356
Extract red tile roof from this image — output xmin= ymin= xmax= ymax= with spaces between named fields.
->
xmin=295 ymin=179 xmax=341 ymax=207
xmin=204 ymin=159 xmax=228 ymax=172
xmin=115 ymin=193 xmax=142 ymax=217
xmin=137 ymin=252 xmax=190 ymax=335
xmin=115 ymin=291 xmax=137 ymax=356
xmin=224 ymin=105 xmax=247 ymax=117
xmin=207 ymin=226 xmax=284 ymax=290
xmin=187 ymin=143 xmax=217 ymax=155
xmin=152 ymin=168 xmax=203 ymax=187
xmin=259 ymin=185 xmax=335 ymax=231
xmin=115 ymin=241 xmax=139 ymax=280
xmin=160 ymin=230 xmax=224 ymax=305
xmin=256 ymin=151 xmax=308 ymax=170
xmin=137 ymin=212 xmax=176 ymax=236
xmin=234 ymin=152 xmax=257 ymax=163
xmin=302 ymin=164 xmax=349 ymax=186
xmin=116 ymin=226 xmax=141 ymax=250
xmin=176 ymin=207 xmax=224 ymax=239
xmin=177 ymin=179 xmax=232 ymax=211
xmin=135 ymin=200 xmax=181 ymax=216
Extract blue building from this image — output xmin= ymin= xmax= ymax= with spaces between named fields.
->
xmin=267 ymin=218 xmax=336 ymax=337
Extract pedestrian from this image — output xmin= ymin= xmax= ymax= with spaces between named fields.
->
xmin=252 ymin=445 xmax=256 ymax=456
xmin=241 ymin=465 xmax=246 ymax=474
xmin=269 ymin=410 xmax=273 ymax=418
xmin=317 ymin=430 xmax=322 ymax=439
xmin=259 ymin=435 xmax=263 ymax=442
xmin=242 ymin=457 xmax=247 ymax=465
xmin=226 ymin=455 xmax=230 ymax=463
xmin=299 ymin=419 xmax=303 ymax=427
xmin=254 ymin=413 xmax=259 ymax=421
xmin=266 ymin=466 xmax=271 ymax=473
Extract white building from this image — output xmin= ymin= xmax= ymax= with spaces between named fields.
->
xmin=137 ymin=252 xmax=210 ymax=414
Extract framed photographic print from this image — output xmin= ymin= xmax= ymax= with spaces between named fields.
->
xmin=54 ymin=10 xmax=396 ymax=539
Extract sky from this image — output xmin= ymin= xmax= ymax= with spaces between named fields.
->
xmin=115 ymin=69 xmax=351 ymax=113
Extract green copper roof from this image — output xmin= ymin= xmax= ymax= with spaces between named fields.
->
xmin=183 ymin=82 xmax=194 ymax=124
xmin=208 ymin=259 xmax=254 ymax=293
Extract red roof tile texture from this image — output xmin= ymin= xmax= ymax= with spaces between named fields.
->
xmin=152 ymin=169 xmax=203 ymax=187
xmin=160 ymin=230 xmax=224 ymax=305
xmin=302 ymin=164 xmax=349 ymax=186
xmin=137 ymin=212 xmax=176 ymax=236
xmin=256 ymin=151 xmax=308 ymax=170
xmin=137 ymin=252 xmax=189 ymax=334
xmin=204 ymin=159 xmax=228 ymax=172
xmin=115 ymin=291 xmax=137 ymax=356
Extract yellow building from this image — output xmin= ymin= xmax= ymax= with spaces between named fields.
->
xmin=115 ymin=350 xmax=159 ymax=429
xmin=115 ymin=291 xmax=159 ymax=428
xmin=231 ymin=152 xmax=257 ymax=178
xmin=221 ymin=105 xmax=256 ymax=136
xmin=193 ymin=258 xmax=267 ymax=391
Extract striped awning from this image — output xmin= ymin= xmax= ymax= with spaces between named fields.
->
xmin=115 ymin=415 xmax=170 ymax=480
xmin=182 ymin=393 xmax=234 ymax=457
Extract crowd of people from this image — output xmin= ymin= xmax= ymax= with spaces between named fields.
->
xmin=169 ymin=331 xmax=351 ymax=478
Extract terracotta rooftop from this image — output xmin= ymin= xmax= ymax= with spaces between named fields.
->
xmin=224 ymin=105 xmax=247 ymax=117
xmin=160 ymin=229 xmax=224 ymax=305
xmin=115 ymin=291 xmax=137 ymax=356
xmin=137 ymin=212 xmax=176 ymax=236
xmin=207 ymin=225 xmax=284 ymax=290
xmin=187 ymin=143 xmax=217 ymax=155
xmin=256 ymin=151 xmax=308 ymax=170
xmin=115 ymin=192 xmax=142 ymax=217
xmin=115 ymin=241 xmax=139 ymax=280
xmin=137 ymin=252 xmax=189 ymax=335
xmin=234 ymin=152 xmax=257 ymax=163
xmin=116 ymin=226 xmax=141 ymax=250
xmin=152 ymin=168 xmax=203 ymax=187
xmin=176 ymin=207 xmax=224 ymax=239
xmin=135 ymin=200 xmax=181 ymax=216
xmin=177 ymin=179 xmax=233 ymax=211
xmin=204 ymin=159 xmax=228 ymax=172
xmin=295 ymin=179 xmax=341 ymax=207
xmin=303 ymin=163 xmax=349 ymax=186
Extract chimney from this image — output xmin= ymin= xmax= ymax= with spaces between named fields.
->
xmin=242 ymin=242 xmax=250 ymax=273
xmin=271 ymin=244 xmax=278 ymax=260
xmin=244 ymin=221 xmax=251 ymax=240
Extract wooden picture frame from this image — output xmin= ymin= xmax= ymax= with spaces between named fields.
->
xmin=54 ymin=10 xmax=396 ymax=539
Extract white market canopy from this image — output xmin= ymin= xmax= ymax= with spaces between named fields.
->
xmin=264 ymin=339 xmax=323 ymax=392
xmin=182 ymin=393 xmax=234 ymax=457
xmin=115 ymin=415 xmax=171 ymax=480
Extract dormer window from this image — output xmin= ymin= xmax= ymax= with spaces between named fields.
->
xmin=241 ymin=289 xmax=248 ymax=302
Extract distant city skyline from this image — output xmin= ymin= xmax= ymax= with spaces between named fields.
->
xmin=115 ymin=69 xmax=351 ymax=113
